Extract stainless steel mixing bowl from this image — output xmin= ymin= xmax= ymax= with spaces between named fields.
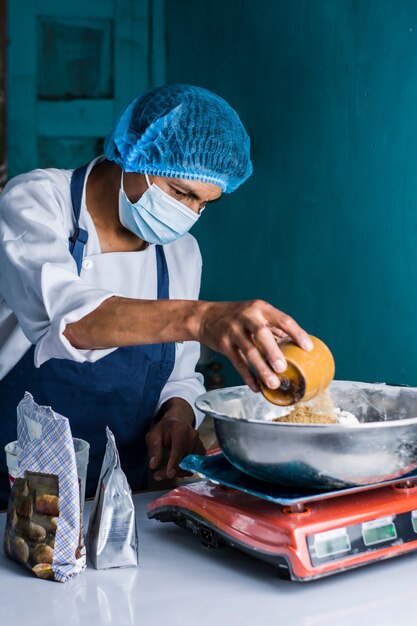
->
xmin=195 ymin=381 xmax=417 ymax=489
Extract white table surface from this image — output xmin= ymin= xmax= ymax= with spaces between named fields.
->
xmin=2 ymin=487 xmax=417 ymax=626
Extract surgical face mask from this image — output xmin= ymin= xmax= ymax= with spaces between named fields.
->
xmin=118 ymin=172 xmax=200 ymax=245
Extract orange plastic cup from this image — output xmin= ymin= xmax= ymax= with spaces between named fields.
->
xmin=259 ymin=335 xmax=335 ymax=406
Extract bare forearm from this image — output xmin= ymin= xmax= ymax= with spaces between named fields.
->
xmin=63 ymin=296 xmax=207 ymax=349
xmin=63 ymin=295 xmax=314 ymax=396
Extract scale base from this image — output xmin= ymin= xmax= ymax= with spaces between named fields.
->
xmin=148 ymin=479 xmax=417 ymax=582
xmin=150 ymin=502 xmax=294 ymax=580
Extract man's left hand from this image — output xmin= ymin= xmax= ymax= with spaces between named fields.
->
xmin=146 ymin=399 xmax=205 ymax=481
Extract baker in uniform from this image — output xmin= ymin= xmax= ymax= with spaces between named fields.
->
xmin=0 ymin=84 xmax=313 ymax=508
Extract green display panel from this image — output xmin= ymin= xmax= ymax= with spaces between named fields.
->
xmin=362 ymin=518 xmax=397 ymax=547
xmin=314 ymin=528 xmax=351 ymax=559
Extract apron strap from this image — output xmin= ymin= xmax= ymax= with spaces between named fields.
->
xmin=69 ymin=164 xmax=89 ymax=275
xmin=69 ymin=164 xmax=170 ymax=301
xmin=155 ymin=245 xmax=169 ymax=300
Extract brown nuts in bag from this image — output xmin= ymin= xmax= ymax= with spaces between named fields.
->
xmin=4 ymin=473 xmax=59 ymax=579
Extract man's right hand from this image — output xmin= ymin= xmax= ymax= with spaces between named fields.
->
xmin=196 ymin=299 xmax=313 ymax=392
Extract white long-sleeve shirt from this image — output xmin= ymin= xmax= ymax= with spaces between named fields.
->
xmin=0 ymin=160 xmax=205 ymax=425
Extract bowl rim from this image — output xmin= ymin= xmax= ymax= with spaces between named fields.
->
xmin=195 ymin=382 xmax=417 ymax=430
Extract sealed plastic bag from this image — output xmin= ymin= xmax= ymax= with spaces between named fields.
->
xmin=87 ymin=427 xmax=138 ymax=569
xmin=3 ymin=393 xmax=86 ymax=582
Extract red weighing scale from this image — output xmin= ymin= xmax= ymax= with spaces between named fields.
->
xmin=147 ymin=452 xmax=417 ymax=582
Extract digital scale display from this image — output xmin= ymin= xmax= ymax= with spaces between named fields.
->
xmin=308 ymin=510 xmax=417 ymax=567
xmin=411 ymin=510 xmax=417 ymax=533
xmin=314 ymin=528 xmax=351 ymax=559
xmin=362 ymin=517 xmax=397 ymax=546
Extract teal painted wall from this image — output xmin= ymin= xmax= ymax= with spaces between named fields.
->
xmin=166 ymin=0 xmax=417 ymax=386
xmin=6 ymin=0 xmax=166 ymax=177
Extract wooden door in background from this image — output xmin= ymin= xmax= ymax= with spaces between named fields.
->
xmin=6 ymin=0 xmax=165 ymax=178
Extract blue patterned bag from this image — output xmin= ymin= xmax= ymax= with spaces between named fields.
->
xmin=3 ymin=392 xmax=86 ymax=582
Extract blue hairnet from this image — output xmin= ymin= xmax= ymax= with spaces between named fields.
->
xmin=104 ymin=84 xmax=253 ymax=193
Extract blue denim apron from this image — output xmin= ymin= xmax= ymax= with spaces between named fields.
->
xmin=0 ymin=165 xmax=175 ymax=508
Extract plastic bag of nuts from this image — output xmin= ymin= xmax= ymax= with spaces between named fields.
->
xmin=3 ymin=393 xmax=86 ymax=582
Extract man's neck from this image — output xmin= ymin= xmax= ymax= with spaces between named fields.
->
xmin=85 ymin=159 xmax=148 ymax=253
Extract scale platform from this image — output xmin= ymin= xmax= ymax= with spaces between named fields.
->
xmin=147 ymin=453 xmax=417 ymax=582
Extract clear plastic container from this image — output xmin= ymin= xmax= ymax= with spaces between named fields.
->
xmin=5 ymin=438 xmax=90 ymax=506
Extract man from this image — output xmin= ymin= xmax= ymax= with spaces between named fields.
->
xmin=0 ymin=84 xmax=312 ymax=507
